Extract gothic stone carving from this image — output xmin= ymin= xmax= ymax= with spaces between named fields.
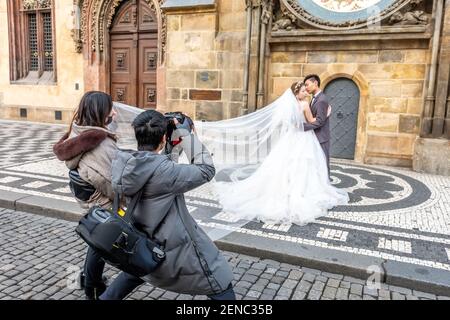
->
xmin=23 ymin=0 xmax=51 ymax=10
xmin=272 ymin=18 xmax=295 ymax=31
xmin=389 ymin=10 xmax=429 ymax=26
xmin=388 ymin=0 xmax=429 ymax=26
xmin=272 ymin=0 xmax=300 ymax=32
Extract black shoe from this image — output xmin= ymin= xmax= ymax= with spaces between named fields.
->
xmin=78 ymin=272 xmax=86 ymax=289
xmin=85 ymin=282 xmax=107 ymax=300
xmin=79 ymin=271 xmax=108 ymax=290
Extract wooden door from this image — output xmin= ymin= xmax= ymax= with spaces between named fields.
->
xmin=110 ymin=0 xmax=158 ymax=108
xmin=325 ymin=78 xmax=361 ymax=160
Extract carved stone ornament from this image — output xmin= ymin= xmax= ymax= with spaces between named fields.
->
xmin=277 ymin=0 xmax=429 ymax=31
xmin=261 ymin=0 xmax=273 ymax=25
xmin=388 ymin=9 xmax=429 ymax=26
xmin=23 ymin=0 xmax=51 ymax=10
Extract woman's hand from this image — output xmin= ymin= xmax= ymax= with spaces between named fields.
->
xmin=327 ymin=105 xmax=332 ymax=118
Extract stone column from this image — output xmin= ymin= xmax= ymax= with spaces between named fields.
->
xmin=444 ymin=1 xmax=450 ymax=138
xmin=256 ymin=0 xmax=272 ymax=109
xmin=242 ymin=0 xmax=253 ymax=115
xmin=248 ymin=0 xmax=262 ymax=113
xmin=421 ymin=0 xmax=445 ymax=137
xmin=446 ymin=95 xmax=450 ymax=138
xmin=413 ymin=0 xmax=450 ymax=175
xmin=432 ymin=0 xmax=450 ymax=137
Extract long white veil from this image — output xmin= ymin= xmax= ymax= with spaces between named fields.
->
xmin=112 ymin=88 xmax=303 ymax=170
xmin=110 ymin=88 xmax=304 ymax=239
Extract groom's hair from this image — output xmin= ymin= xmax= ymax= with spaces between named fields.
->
xmin=132 ymin=110 xmax=168 ymax=151
xmin=304 ymin=74 xmax=321 ymax=87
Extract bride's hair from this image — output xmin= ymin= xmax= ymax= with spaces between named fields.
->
xmin=291 ymin=81 xmax=305 ymax=95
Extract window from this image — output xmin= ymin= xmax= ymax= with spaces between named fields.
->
xmin=7 ymin=0 xmax=56 ymax=84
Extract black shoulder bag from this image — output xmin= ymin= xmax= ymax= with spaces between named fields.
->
xmin=75 ymin=189 xmax=165 ymax=277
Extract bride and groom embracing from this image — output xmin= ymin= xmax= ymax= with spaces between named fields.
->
xmin=214 ymin=74 xmax=349 ymax=226
xmin=112 ymin=74 xmax=349 ymax=227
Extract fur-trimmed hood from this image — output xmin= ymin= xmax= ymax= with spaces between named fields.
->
xmin=53 ymin=124 xmax=117 ymax=161
xmin=53 ymin=123 xmax=117 ymax=169
xmin=53 ymin=123 xmax=118 ymax=209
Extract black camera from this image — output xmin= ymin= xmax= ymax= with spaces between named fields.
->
xmin=164 ymin=112 xmax=194 ymax=147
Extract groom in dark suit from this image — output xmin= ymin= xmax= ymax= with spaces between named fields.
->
xmin=303 ymin=74 xmax=331 ymax=178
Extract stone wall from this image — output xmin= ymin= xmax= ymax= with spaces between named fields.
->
xmin=163 ymin=0 xmax=246 ymax=120
xmin=268 ymin=47 xmax=429 ymax=165
xmin=0 ymin=0 xmax=84 ymax=124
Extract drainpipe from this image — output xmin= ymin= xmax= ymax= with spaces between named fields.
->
xmin=242 ymin=0 xmax=253 ymax=115
xmin=421 ymin=0 xmax=444 ymax=137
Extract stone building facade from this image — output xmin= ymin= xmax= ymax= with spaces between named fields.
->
xmin=0 ymin=0 xmax=449 ymax=174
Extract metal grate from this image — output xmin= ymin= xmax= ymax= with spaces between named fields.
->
xmin=28 ymin=14 xmax=38 ymax=71
xmin=43 ymin=12 xmax=53 ymax=71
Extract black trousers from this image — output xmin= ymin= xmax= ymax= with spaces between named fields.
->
xmin=100 ymin=271 xmax=236 ymax=300
xmin=83 ymin=246 xmax=105 ymax=288
xmin=320 ymin=141 xmax=330 ymax=178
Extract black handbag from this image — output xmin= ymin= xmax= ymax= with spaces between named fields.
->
xmin=68 ymin=169 xmax=96 ymax=202
xmin=75 ymin=189 xmax=165 ymax=277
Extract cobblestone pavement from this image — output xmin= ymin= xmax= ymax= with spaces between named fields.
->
xmin=1 ymin=120 xmax=450 ymax=275
xmin=1 ymin=208 xmax=449 ymax=301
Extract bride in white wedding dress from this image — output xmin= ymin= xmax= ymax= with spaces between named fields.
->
xmin=212 ymin=82 xmax=349 ymax=225
xmin=111 ymin=81 xmax=349 ymax=226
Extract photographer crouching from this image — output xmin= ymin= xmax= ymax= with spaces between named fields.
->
xmin=99 ymin=110 xmax=236 ymax=300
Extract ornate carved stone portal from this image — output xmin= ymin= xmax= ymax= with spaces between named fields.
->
xmin=71 ymin=0 xmax=166 ymax=65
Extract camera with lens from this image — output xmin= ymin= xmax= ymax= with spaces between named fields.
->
xmin=164 ymin=111 xmax=194 ymax=147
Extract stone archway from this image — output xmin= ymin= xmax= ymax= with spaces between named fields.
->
xmin=72 ymin=0 xmax=166 ymax=108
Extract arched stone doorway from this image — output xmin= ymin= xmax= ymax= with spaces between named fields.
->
xmin=73 ymin=0 xmax=166 ymax=109
xmin=324 ymin=78 xmax=361 ymax=160
xmin=110 ymin=0 xmax=158 ymax=108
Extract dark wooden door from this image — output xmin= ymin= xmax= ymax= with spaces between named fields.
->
xmin=110 ymin=0 xmax=158 ymax=108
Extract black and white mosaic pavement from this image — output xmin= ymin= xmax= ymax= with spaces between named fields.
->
xmin=0 ymin=120 xmax=65 ymax=169
xmin=0 ymin=120 xmax=449 ymax=275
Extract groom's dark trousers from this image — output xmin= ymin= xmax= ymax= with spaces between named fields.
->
xmin=303 ymin=91 xmax=331 ymax=177
xmin=320 ymin=141 xmax=330 ymax=177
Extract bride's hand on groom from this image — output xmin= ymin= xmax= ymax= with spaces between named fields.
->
xmin=327 ymin=105 xmax=332 ymax=118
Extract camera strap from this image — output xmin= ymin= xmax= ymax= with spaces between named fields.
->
xmin=113 ymin=189 xmax=144 ymax=224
